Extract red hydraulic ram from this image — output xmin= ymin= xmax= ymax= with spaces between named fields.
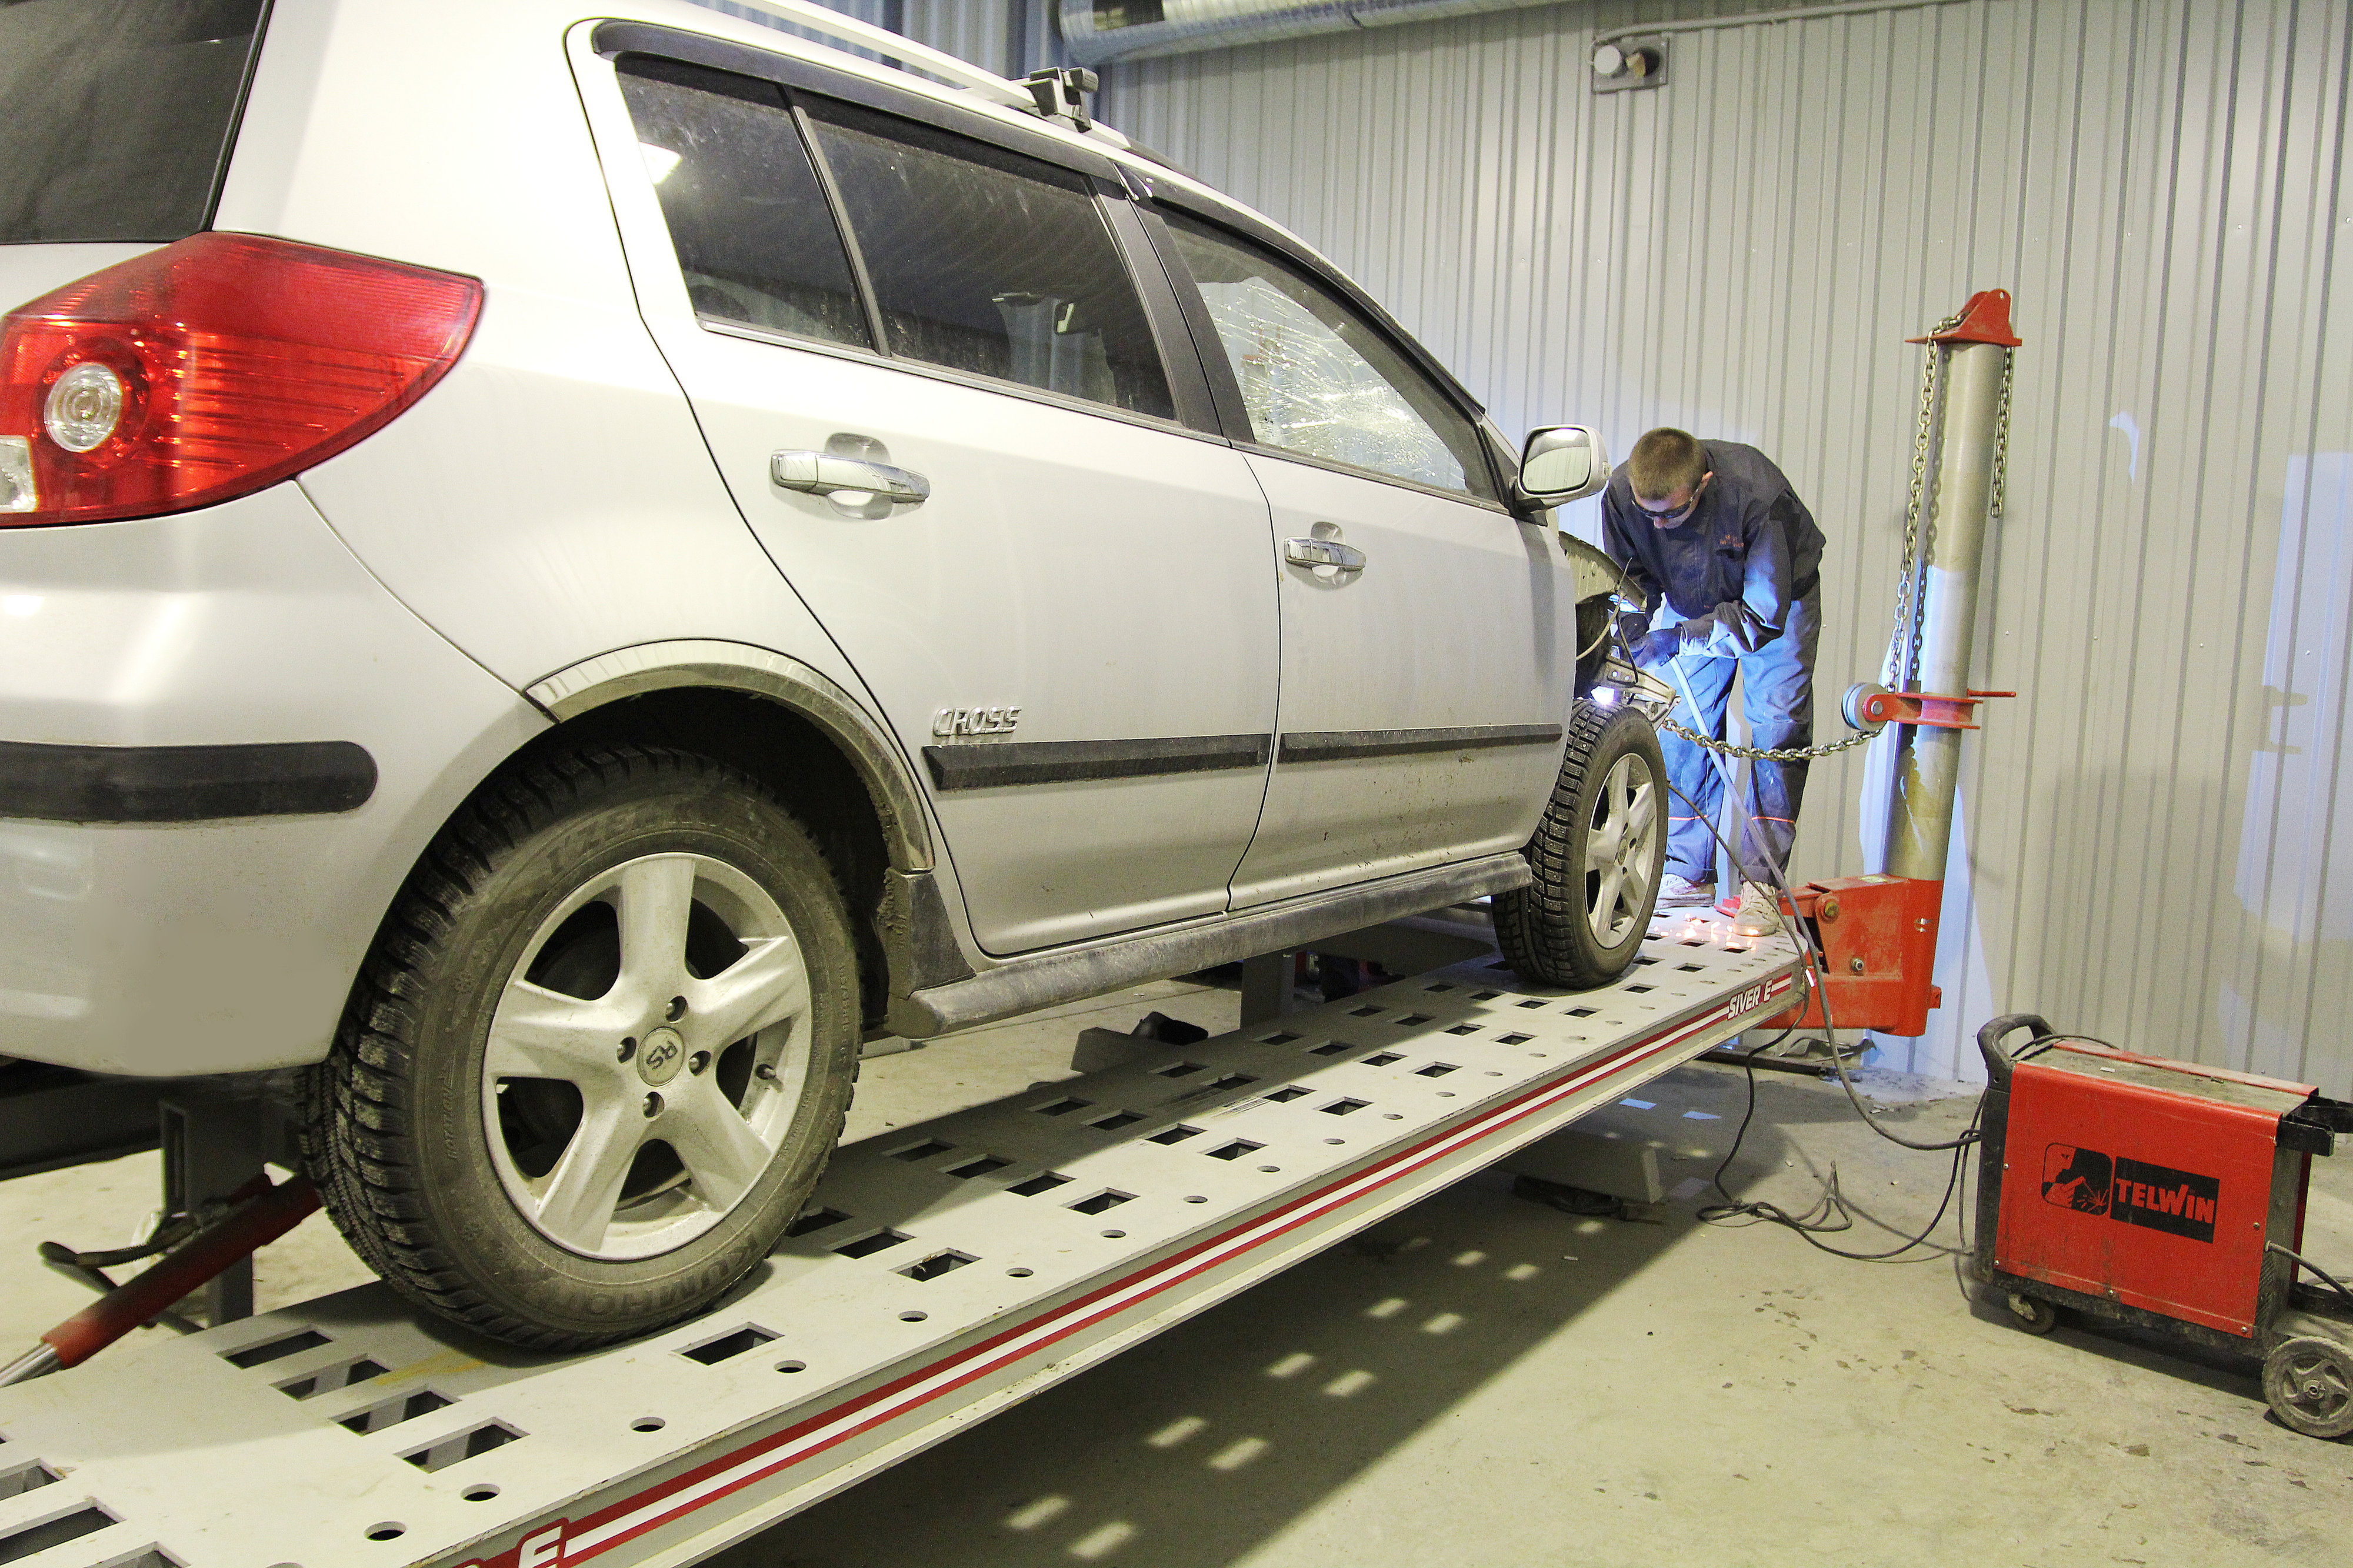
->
xmin=0 ymin=1174 xmax=319 ymax=1386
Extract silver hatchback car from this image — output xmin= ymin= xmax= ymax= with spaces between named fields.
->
xmin=0 ymin=0 xmax=1664 ymax=1346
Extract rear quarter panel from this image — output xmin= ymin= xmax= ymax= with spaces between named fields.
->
xmin=215 ymin=0 xmax=882 ymax=712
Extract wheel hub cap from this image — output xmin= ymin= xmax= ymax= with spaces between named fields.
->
xmin=636 ymin=1026 xmax=688 ymax=1086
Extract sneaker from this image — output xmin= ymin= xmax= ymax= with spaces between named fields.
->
xmin=1730 ymin=882 xmax=1783 ymax=936
xmin=1657 ymin=873 xmax=1717 ymax=908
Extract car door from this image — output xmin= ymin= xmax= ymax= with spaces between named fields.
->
xmin=597 ymin=51 xmax=1279 ymax=956
xmin=1150 ymin=209 xmax=1571 ymax=909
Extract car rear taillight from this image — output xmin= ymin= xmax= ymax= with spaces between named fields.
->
xmin=0 ymin=233 xmax=482 ymax=526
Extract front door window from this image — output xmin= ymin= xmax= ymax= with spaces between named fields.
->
xmin=1160 ymin=211 xmax=1495 ymax=500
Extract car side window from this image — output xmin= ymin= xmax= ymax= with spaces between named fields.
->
xmin=801 ymin=101 xmax=1175 ymax=421
xmin=1160 ymin=211 xmax=1497 ymax=502
xmin=617 ymin=55 xmax=873 ymax=351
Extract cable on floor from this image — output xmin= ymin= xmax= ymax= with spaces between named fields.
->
xmin=1647 ymin=655 xmax=1981 ymax=1259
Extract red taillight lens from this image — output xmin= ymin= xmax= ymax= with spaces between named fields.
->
xmin=0 ymin=233 xmax=482 ymax=527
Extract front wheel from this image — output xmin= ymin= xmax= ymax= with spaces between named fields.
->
xmin=307 ymin=745 xmax=861 ymax=1350
xmin=1495 ymin=700 xmax=1667 ymax=988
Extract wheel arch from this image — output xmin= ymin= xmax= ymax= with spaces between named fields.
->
xmin=516 ymin=641 xmax=972 ymax=1026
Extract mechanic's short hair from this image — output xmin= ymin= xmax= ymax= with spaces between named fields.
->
xmin=1628 ymin=428 xmax=1708 ymax=500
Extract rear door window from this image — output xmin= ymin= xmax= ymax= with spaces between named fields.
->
xmin=802 ymin=101 xmax=1175 ymax=421
xmin=616 ymin=56 xmax=872 ymax=350
xmin=1159 ymin=210 xmax=1497 ymax=501
xmin=0 ymin=0 xmax=269 ymax=243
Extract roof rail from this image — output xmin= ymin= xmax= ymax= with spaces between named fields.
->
xmin=702 ymin=0 xmax=1129 ymax=145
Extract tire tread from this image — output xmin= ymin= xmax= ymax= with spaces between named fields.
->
xmin=1495 ymin=701 xmax=1664 ymax=989
xmin=304 ymin=744 xmax=855 ymax=1352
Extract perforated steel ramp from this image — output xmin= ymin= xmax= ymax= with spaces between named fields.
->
xmin=0 ymin=932 xmax=1797 ymax=1568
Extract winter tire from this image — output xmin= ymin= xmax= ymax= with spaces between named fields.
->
xmin=307 ymin=745 xmax=859 ymax=1350
xmin=1495 ymin=700 xmax=1666 ymax=989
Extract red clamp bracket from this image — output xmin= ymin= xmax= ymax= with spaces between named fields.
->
xmin=1854 ymin=688 xmax=2015 ymax=732
xmin=1907 ymin=288 xmax=2024 ymax=346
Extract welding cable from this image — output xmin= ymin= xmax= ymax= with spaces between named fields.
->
xmin=1678 ymin=801 xmax=1979 ymax=1255
xmin=1701 ymin=1083 xmax=1982 ymax=1262
xmin=1658 ymin=659 xmax=1975 ymax=1153
xmin=2267 ymin=1242 xmax=2353 ymax=1316
xmin=1568 ymin=639 xmax=1979 ymax=1256
xmin=2012 ymin=1033 xmax=2119 ymax=1063
xmin=1579 ymin=549 xmax=1648 ymax=662
xmin=1639 ymin=676 xmax=1992 ymax=1256
xmin=1642 ymin=766 xmax=1979 ymax=1257
xmin=1641 ymin=654 xmax=2122 ymax=1255
xmin=1696 ymin=938 xmax=1981 ymax=1259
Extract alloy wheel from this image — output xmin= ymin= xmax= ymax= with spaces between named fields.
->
xmin=481 ymin=852 xmax=814 ymax=1260
xmin=1584 ymin=752 xmax=1660 ymax=946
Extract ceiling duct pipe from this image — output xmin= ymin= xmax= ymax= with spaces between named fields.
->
xmin=1062 ymin=0 xmax=1986 ymax=68
xmin=1061 ymin=0 xmax=1558 ymax=65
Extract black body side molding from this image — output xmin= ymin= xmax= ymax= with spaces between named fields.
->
xmin=1277 ymin=724 xmax=1562 ymax=764
xmin=924 ymin=734 xmax=1272 ymax=790
xmin=0 ymin=740 xmax=379 ymax=823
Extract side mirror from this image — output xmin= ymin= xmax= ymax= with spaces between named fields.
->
xmin=1519 ymin=425 xmax=1610 ymax=504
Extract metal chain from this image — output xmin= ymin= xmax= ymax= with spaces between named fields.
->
xmin=1658 ymin=715 xmax=1876 ymax=762
xmin=1988 ymin=346 xmax=2015 ymax=521
xmin=1655 ymin=305 xmax=2009 ymax=766
xmin=1887 ymin=308 xmax=1965 ymax=692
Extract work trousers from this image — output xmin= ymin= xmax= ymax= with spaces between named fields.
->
xmin=1659 ymin=593 xmax=1821 ymax=888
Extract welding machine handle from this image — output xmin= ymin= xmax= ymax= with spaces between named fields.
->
xmin=1976 ymin=1013 xmax=2056 ymax=1089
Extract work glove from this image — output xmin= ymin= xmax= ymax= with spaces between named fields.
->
xmin=1675 ymin=617 xmax=1725 ymax=658
xmin=1632 ymin=628 xmax=1682 ymax=668
xmin=1636 ymin=618 xmax=1730 ymax=666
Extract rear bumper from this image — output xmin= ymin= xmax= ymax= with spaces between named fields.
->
xmin=0 ymin=483 xmax=546 ymax=1076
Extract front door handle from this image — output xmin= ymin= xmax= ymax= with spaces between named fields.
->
xmin=1284 ymin=536 xmax=1366 ymax=573
xmin=771 ymin=451 xmax=931 ymax=507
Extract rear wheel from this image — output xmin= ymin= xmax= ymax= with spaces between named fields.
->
xmin=1496 ymin=700 xmax=1667 ymax=988
xmin=308 ymin=745 xmax=859 ymax=1350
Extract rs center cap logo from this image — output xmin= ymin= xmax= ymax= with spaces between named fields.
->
xmin=638 ymin=1026 xmax=687 ymax=1086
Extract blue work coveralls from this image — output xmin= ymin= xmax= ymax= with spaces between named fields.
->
xmin=1599 ymin=441 xmax=1825 ymax=888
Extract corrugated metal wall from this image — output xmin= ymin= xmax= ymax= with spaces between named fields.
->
xmin=830 ymin=0 xmax=2353 ymax=1088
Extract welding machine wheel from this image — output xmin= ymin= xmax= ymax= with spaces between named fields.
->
xmin=2003 ymin=1291 xmax=2058 ymax=1335
xmin=2262 ymin=1336 xmax=2353 ymax=1440
xmin=1497 ymin=700 xmax=1667 ymax=989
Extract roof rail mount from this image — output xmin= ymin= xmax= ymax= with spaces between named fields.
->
xmin=1025 ymin=66 xmax=1100 ymax=131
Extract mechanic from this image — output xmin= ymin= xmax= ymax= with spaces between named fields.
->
xmin=1601 ymin=428 xmax=1825 ymax=937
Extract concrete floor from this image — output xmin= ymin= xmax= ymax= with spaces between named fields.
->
xmin=5 ymin=973 xmax=2349 ymax=1566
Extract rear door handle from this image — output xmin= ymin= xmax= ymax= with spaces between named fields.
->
xmin=1284 ymin=536 xmax=1365 ymax=573
xmin=771 ymin=451 xmax=931 ymax=507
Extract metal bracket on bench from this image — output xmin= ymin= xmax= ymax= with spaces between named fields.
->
xmin=1845 ymin=683 xmax=2016 ymax=733
xmin=158 ymin=1092 xmax=297 ymax=1327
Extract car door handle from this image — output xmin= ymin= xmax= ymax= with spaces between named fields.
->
xmin=771 ymin=451 xmax=931 ymax=507
xmin=1284 ymin=536 xmax=1365 ymax=572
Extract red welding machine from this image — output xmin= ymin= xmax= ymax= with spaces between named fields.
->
xmin=1974 ymin=1015 xmax=2353 ymax=1438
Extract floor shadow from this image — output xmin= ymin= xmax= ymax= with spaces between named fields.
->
xmin=708 ymin=1071 xmax=1827 ymax=1568
xmin=1957 ymin=1288 xmax=2261 ymax=1396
